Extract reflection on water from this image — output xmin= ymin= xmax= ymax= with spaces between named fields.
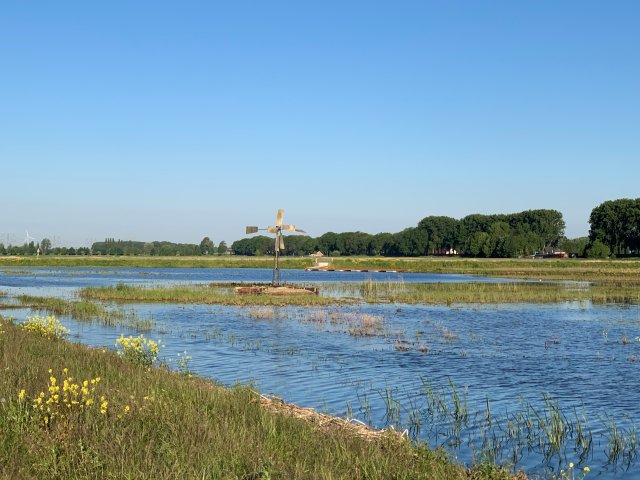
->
xmin=2 ymin=267 xmax=640 ymax=478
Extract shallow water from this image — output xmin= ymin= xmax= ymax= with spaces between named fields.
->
xmin=2 ymin=267 xmax=639 ymax=478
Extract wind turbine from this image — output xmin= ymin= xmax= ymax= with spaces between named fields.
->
xmin=23 ymin=230 xmax=35 ymax=245
xmin=245 ymin=209 xmax=306 ymax=286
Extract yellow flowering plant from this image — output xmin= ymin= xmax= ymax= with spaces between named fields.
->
xmin=115 ymin=334 xmax=162 ymax=368
xmin=22 ymin=368 xmax=106 ymax=429
xmin=19 ymin=315 xmax=69 ymax=340
xmin=555 ymin=461 xmax=590 ymax=480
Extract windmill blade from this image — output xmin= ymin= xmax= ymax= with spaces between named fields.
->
xmin=279 ymin=235 xmax=285 ymax=251
xmin=275 ymin=209 xmax=284 ymax=226
xmin=245 ymin=226 xmax=259 ymax=234
xmin=267 ymin=226 xmax=278 ymax=233
xmin=274 ymin=234 xmax=280 ymax=252
xmin=282 ymin=225 xmax=306 ymax=233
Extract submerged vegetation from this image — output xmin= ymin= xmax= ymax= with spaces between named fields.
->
xmin=0 ymin=316 xmax=521 ymax=479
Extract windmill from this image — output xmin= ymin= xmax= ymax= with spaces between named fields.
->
xmin=246 ymin=209 xmax=306 ymax=286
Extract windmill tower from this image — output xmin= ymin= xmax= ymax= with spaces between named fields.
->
xmin=246 ymin=209 xmax=306 ymax=286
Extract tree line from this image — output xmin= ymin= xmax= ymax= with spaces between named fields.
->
xmin=0 ymin=240 xmax=91 ymax=256
xmin=232 ymin=209 xmax=568 ymax=258
xmin=2 ymin=200 xmax=637 ymax=258
xmin=90 ymin=238 xmax=227 ymax=256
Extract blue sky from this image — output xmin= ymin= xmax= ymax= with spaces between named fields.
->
xmin=1 ymin=1 xmax=638 ymax=247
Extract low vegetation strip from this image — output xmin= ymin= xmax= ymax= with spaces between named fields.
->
xmin=79 ymin=283 xmax=344 ymax=306
xmin=359 ymin=281 xmax=640 ymax=305
xmin=2 ymin=255 xmax=640 ymax=284
xmin=77 ymin=281 xmax=640 ymax=306
xmin=0 ymin=316 xmax=520 ymax=479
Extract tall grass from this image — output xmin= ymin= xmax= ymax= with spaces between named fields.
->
xmin=0 ymin=316 xmax=519 ymax=479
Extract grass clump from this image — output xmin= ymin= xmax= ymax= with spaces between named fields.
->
xmin=0 ymin=315 xmax=520 ymax=479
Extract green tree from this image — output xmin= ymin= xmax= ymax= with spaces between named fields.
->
xmin=40 ymin=238 xmax=52 ymax=255
xmin=417 ymin=216 xmax=460 ymax=253
xmin=200 ymin=237 xmax=215 ymax=255
xmin=585 ymin=240 xmax=610 ymax=258
xmin=217 ymin=241 xmax=228 ymax=255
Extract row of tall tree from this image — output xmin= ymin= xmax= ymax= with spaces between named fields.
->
xmin=0 ymin=241 xmax=90 ymax=256
xmin=0 ymin=238 xmax=227 ymax=257
xmin=232 ymin=209 xmax=567 ymax=258
xmin=589 ymin=198 xmax=640 ymax=256
xmin=90 ymin=238 xmax=227 ymax=256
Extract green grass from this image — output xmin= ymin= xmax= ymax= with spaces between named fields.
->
xmin=79 ymin=283 xmax=345 ymax=306
xmin=0 ymin=316 xmax=521 ymax=479
xmin=2 ymin=255 xmax=640 ymax=284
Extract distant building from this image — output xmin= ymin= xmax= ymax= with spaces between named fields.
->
xmin=432 ymin=248 xmax=459 ymax=256
xmin=533 ymin=247 xmax=568 ymax=259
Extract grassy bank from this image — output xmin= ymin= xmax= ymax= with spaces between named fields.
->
xmin=0 ymin=317 xmax=518 ymax=479
xmin=79 ymin=283 xmax=344 ymax=306
xmin=2 ymin=255 xmax=640 ymax=284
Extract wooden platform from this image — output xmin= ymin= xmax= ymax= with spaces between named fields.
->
xmin=234 ymin=285 xmax=319 ymax=295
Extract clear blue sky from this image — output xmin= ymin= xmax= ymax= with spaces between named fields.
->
xmin=1 ymin=1 xmax=638 ymax=247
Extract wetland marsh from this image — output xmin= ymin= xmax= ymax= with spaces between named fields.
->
xmin=2 ymin=263 xmax=640 ymax=478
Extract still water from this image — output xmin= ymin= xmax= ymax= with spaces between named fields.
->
xmin=2 ymin=267 xmax=639 ymax=478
